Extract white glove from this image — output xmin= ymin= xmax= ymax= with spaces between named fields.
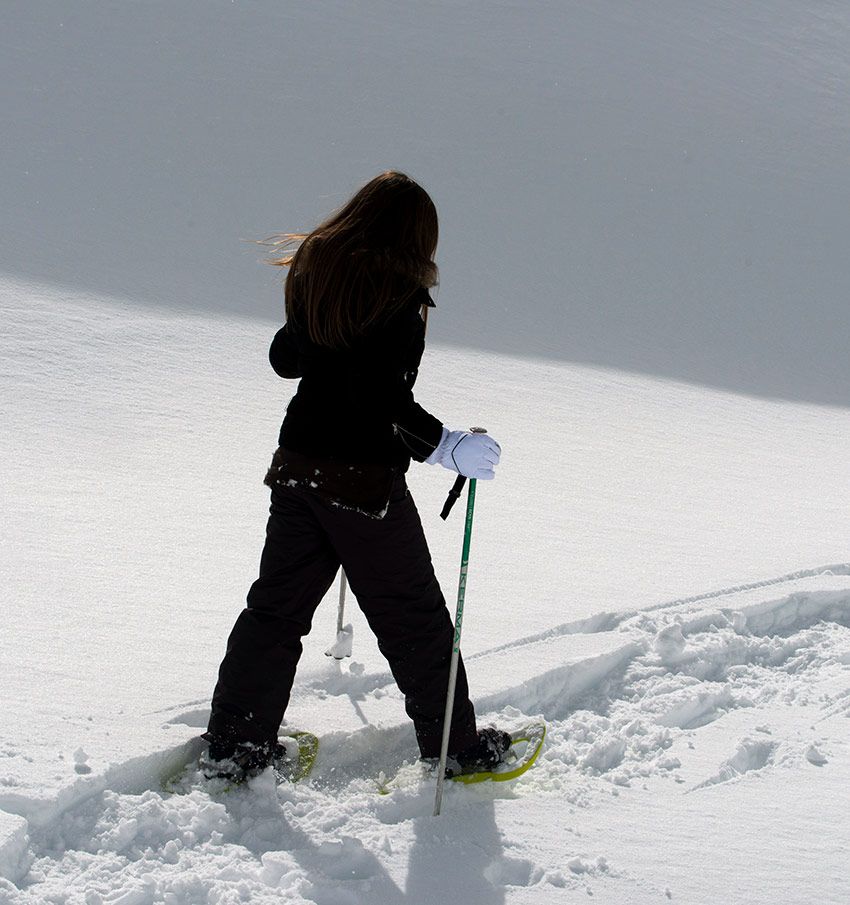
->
xmin=426 ymin=428 xmax=501 ymax=480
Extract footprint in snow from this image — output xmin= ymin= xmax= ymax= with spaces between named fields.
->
xmin=689 ymin=737 xmax=778 ymax=791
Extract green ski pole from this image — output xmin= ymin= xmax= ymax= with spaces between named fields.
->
xmin=433 ymin=475 xmax=478 ymax=816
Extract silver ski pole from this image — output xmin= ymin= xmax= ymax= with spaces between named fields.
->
xmin=336 ymin=571 xmax=347 ymax=636
xmin=325 ymin=570 xmax=353 ymax=659
xmin=433 ymin=476 xmax=477 ymax=816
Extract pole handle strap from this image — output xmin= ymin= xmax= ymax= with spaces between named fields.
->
xmin=440 ymin=475 xmax=467 ymax=520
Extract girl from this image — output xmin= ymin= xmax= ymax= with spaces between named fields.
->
xmin=203 ymin=171 xmax=507 ymax=781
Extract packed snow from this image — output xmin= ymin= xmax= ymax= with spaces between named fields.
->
xmin=4 ymin=0 xmax=850 ymax=902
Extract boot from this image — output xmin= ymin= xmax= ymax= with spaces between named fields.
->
xmin=446 ymin=726 xmax=512 ymax=777
xmin=199 ymin=731 xmax=289 ymax=782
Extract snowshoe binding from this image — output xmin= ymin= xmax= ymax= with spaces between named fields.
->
xmin=198 ymin=730 xmax=318 ymax=785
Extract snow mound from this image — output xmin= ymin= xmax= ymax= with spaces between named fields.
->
xmin=0 ymin=812 xmax=30 ymax=886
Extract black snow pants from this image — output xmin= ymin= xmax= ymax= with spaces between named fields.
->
xmin=208 ymin=475 xmax=478 ymax=758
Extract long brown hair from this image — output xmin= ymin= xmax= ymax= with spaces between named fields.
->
xmin=264 ymin=171 xmax=439 ymax=348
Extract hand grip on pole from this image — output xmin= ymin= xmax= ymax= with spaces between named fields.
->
xmin=438 ymin=427 xmax=487 ymax=521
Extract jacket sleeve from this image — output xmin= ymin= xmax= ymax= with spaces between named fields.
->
xmin=269 ymin=322 xmax=301 ymax=379
xmin=392 ymin=386 xmax=445 ymax=462
xmin=370 ymin=304 xmax=444 ymax=461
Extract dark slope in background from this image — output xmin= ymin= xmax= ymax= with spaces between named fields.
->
xmin=3 ymin=0 xmax=849 ymax=405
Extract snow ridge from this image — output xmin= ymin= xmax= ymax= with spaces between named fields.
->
xmin=468 ymin=562 xmax=850 ymax=662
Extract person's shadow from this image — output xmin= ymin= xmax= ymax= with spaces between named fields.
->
xmin=404 ymin=796 xmax=513 ymax=905
xmin=221 ymin=778 xmax=513 ymax=904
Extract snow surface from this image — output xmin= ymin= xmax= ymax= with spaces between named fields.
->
xmin=2 ymin=279 xmax=849 ymax=904
xmin=4 ymin=0 xmax=850 ymax=405
xmin=4 ymin=0 xmax=850 ymax=901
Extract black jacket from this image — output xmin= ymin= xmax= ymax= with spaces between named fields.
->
xmin=269 ymin=288 xmax=444 ymax=470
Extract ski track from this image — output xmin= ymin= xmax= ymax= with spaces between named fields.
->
xmin=467 ymin=562 xmax=850 ymax=661
xmin=2 ymin=574 xmax=849 ymax=902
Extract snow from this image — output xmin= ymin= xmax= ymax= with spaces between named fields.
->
xmin=4 ymin=0 xmax=850 ymax=901
xmin=3 ymin=1 xmax=850 ymax=406
xmin=3 ymin=280 xmax=849 ymax=904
